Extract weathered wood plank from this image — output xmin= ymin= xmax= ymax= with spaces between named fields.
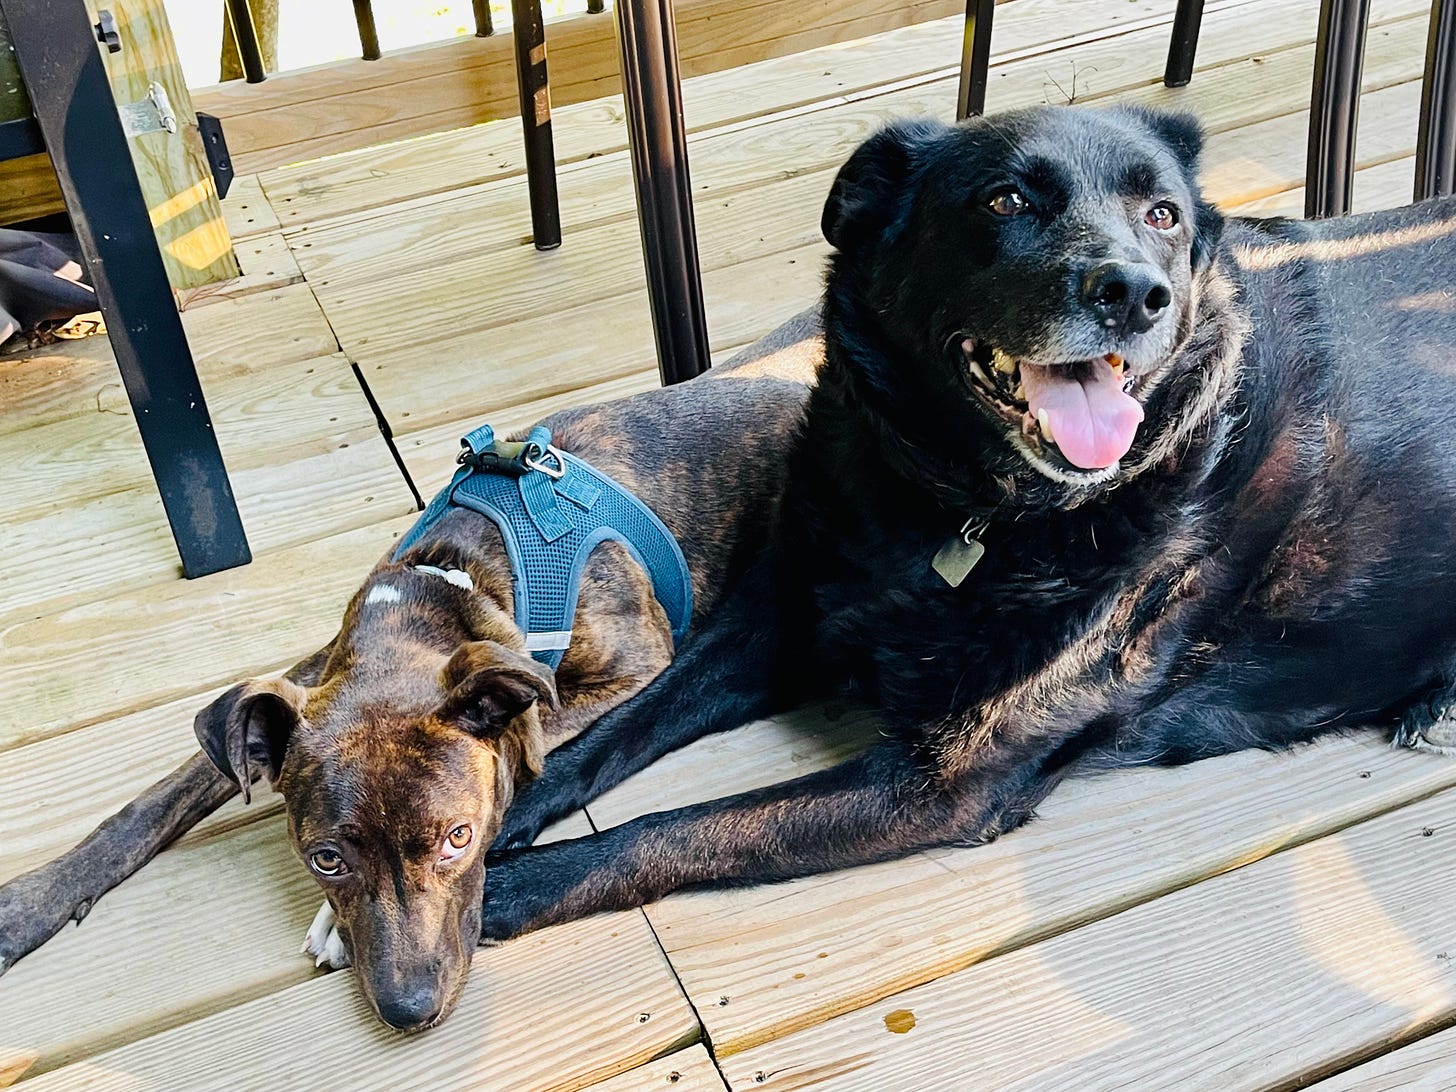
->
xmin=8 ymin=827 xmax=694 ymax=1090
xmin=220 ymin=173 xmax=281 ymax=239
xmin=0 ymin=352 xmax=370 ymax=524
xmin=717 ymin=786 xmax=1456 ymax=1090
xmin=585 ymin=709 xmax=1456 ymax=1060
xmin=1312 ymin=1025 xmax=1456 ymax=1091
xmin=194 ymin=0 xmax=975 ymax=174
xmin=586 ymin=1045 xmax=727 ymax=1092
xmin=0 ymin=282 xmax=339 ymax=435
xmin=0 ymin=514 xmax=414 ymax=751
xmin=257 ymin=0 xmax=1220 ymax=230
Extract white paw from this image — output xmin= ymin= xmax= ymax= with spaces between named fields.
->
xmin=300 ymin=900 xmax=350 ymax=969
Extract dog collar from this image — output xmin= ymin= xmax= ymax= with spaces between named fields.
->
xmin=391 ymin=424 xmax=693 ymax=667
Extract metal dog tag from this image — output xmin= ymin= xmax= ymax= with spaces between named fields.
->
xmin=932 ymin=534 xmax=985 ymax=588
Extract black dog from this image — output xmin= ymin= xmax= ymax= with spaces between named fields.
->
xmin=478 ymin=104 xmax=1456 ymax=939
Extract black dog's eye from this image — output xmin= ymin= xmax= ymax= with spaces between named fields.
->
xmin=988 ymin=189 xmax=1029 ymax=217
xmin=310 ymin=849 xmax=348 ymax=877
xmin=1145 ymin=203 xmax=1180 ymax=231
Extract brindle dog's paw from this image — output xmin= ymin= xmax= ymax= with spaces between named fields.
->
xmin=0 ymin=862 xmax=101 ymax=977
xmin=300 ymin=900 xmax=351 ymax=969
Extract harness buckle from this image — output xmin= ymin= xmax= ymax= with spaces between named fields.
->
xmin=523 ymin=445 xmax=567 ymax=480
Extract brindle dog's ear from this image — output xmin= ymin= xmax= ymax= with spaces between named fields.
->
xmin=434 ymin=640 xmax=559 ymax=736
xmin=822 ymin=119 xmax=949 ymax=254
xmin=194 ymin=678 xmax=307 ymax=803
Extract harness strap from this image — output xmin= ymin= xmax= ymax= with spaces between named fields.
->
xmin=391 ymin=424 xmax=693 ymax=668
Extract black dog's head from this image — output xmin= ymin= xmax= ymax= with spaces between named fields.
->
xmin=822 ymin=106 xmax=1229 ymax=498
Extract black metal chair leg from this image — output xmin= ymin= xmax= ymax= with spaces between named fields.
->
xmin=1163 ymin=0 xmax=1205 ymax=88
xmin=473 ymin=0 xmax=495 ymax=37
xmin=511 ymin=0 xmax=562 ymax=251
xmin=614 ymin=0 xmax=711 ymax=384
xmin=957 ymin=0 xmax=995 ymax=120
xmin=223 ymin=0 xmax=268 ymax=82
xmin=1306 ymin=0 xmax=1371 ymax=219
xmin=1416 ymin=0 xmax=1455 ymax=201
xmin=352 ymin=0 xmax=381 ymax=60
xmin=587 ymin=0 xmax=606 ymax=12
xmin=3 ymin=0 xmax=251 ymax=577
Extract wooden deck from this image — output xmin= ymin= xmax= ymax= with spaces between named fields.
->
xmin=3 ymin=0 xmax=1454 ymax=1087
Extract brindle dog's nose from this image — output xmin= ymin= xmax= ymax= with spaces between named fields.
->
xmin=1081 ymin=260 xmax=1172 ymax=335
xmin=376 ymin=983 xmax=444 ymax=1030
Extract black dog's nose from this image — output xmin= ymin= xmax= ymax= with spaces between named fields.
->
xmin=377 ymin=985 xmax=443 ymax=1031
xmin=1081 ymin=261 xmax=1172 ymax=334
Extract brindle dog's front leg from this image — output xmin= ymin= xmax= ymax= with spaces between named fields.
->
xmin=0 ymin=643 xmax=335 ymax=976
xmin=480 ymin=732 xmax=1058 ymax=940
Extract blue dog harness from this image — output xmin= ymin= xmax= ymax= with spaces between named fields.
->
xmin=392 ymin=424 xmax=693 ymax=668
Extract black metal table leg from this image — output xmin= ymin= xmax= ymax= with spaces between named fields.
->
xmin=352 ymin=0 xmax=382 ymax=60
xmin=2 ymin=0 xmax=252 ymax=577
xmin=957 ymin=0 xmax=995 ymax=121
xmin=223 ymin=0 xmax=268 ymax=82
xmin=1306 ymin=0 xmax=1371 ymax=219
xmin=1164 ymin=0 xmax=1205 ymax=88
xmin=511 ymin=0 xmax=562 ymax=251
xmin=1416 ymin=0 xmax=1455 ymax=201
xmin=614 ymin=0 xmax=710 ymax=384
xmin=587 ymin=0 xmax=606 ymax=13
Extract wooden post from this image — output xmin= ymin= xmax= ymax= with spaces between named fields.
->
xmin=0 ymin=2 xmax=239 ymax=289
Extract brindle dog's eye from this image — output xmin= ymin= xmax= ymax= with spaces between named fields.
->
xmin=988 ymin=189 xmax=1028 ymax=217
xmin=310 ymin=849 xmax=347 ymax=877
xmin=442 ymin=824 xmax=473 ymax=860
xmin=1145 ymin=203 xmax=1179 ymax=231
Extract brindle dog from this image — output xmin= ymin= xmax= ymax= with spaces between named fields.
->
xmin=0 ymin=326 xmax=821 ymax=1031
xmin=476 ymin=105 xmax=1456 ymax=941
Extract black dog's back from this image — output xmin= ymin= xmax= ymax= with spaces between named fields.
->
xmin=1111 ymin=199 xmax=1456 ymax=763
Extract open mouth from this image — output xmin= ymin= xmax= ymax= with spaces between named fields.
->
xmin=960 ymin=339 xmax=1144 ymax=472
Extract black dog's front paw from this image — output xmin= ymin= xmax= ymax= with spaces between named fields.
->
xmin=491 ymin=769 xmax=588 ymax=852
xmin=479 ymin=849 xmax=556 ymax=943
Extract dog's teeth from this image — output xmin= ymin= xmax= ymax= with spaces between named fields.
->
xmin=1013 ymin=383 xmax=1026 ymax=401
xmin=1036 ymin=408 xmax=1055 ymax=442
xmin=992 ymin=348 xmax=1017 ymax=374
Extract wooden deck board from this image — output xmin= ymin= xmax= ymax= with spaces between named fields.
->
xmin=1 ymin=3 xmax=1451 ymax=1088
xmin=585 ymin=711 xmax=1456 ymax=1060
xmin=717 ymin=787 xmax=1456 ymax=1090
xmin=1312 ymin=1025 xmax=1456 ymax=1090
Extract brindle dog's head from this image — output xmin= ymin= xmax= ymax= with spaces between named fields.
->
xmin=194 ymin=624 xmax=554 ymax=1031
xmin=821 ymin=105 xmax=1234 ymax=506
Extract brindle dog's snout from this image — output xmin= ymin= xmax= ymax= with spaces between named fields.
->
xmin=374 ymin=974 xmax=446 ymax=1031
xmin=1080 ymin=259 xmax=1172 ymax=335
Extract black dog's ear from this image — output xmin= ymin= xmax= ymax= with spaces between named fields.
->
xmin=194 ymin=678 xmax=308 ymax=803
xmin=434 ymin=640 xmax=558 ymax=737
xmin=822 ymin=118 xmax=950 ymax=253
xmin=1123 ymin=106 xmax=1223 ymax=270
xmin=1191 ymin=197 xmax=1225 ymax=271
xmin=1123 ymin=106 xmax=1205 ymax=168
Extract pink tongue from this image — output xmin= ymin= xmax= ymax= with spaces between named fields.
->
xmin=1018 ymin=358 xmax=1144 ymax=470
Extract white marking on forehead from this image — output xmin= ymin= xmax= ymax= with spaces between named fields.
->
xmin=365 ymin=584 xmax=403 ymax=605
xmin=414 ymin=564 xmax=475 ymax=591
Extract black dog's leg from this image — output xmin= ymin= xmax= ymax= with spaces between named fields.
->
xmin=481 ymin=735 xmax=1057 ymax=940
xmin=494 ymin=568 xmax=793 ymax=850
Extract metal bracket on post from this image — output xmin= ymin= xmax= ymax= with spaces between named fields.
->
xmin=2 ymin=0 xmax=251 ymax=577
xmin=614 ymin=0 xmax=711 ymax=384
xmin=196 ymin=112 xmax=234 ymax=199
